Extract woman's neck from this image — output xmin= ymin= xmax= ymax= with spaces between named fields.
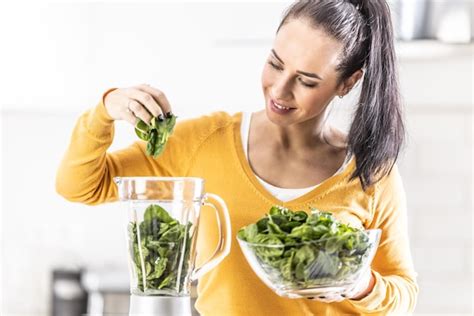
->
xmin=253 ymin=110 xmax=343 ymax=155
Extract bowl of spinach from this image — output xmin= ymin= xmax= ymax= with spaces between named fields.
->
xmin=237 ymin=206 xmax=381 ymax=298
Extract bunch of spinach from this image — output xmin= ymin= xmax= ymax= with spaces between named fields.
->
xmin=237 ymin=206 xmax=371 ymax=287
xmin=135 ymin=114 xmax=177 ymax=158
xmin=128 ymin=204 xmax=192 ymax=293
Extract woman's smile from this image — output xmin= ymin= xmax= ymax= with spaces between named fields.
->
xmin=268 ymin=98 xmax=297 ymax=115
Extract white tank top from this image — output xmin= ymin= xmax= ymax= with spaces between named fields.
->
xmin=241 ymin=112 xmax=351 ymax=202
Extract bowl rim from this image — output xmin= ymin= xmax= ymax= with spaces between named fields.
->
xmin=236 ymin=228 xmax=381 ymax=248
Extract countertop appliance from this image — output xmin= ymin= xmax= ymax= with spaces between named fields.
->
xmin=114 ymin=176 xmax=231 ymax=316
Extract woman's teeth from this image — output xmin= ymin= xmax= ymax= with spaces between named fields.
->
xmin=274 ymin=102 xmax=291 ymax=110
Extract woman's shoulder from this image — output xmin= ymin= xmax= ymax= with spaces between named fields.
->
xmin=169 ymin=111 xmax=238 ymax=144
xmin=176 ymin=111 xmax=235 ymax=130
xmin=134 ymin=110 xmax=238 ymax=162
xmin=376 ymin=162 xmax=404 ymax=191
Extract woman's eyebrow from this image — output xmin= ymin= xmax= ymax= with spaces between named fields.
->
xmin=271 ymin=49 xmax=323 ymax=80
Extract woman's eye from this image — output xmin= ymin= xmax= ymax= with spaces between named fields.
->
xmin=268 ymin=61 xmax=282 ymax=71
xmin=267 ymin=61 xmax=317 ymax=88
xmin=300 ymin=80 xmax=316 ymax=88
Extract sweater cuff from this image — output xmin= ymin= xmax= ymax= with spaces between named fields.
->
xmin=85 ymin=88 xmax=118 ymax=139
xmin=347 ymin=270 xmax=386 ymax=312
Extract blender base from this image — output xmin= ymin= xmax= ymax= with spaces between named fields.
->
xmin=129 ymin=294 xmax=192 ymax=316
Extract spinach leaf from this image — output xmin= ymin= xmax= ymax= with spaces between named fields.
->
xmin=135 ymin=114 xmax=177 ymax=158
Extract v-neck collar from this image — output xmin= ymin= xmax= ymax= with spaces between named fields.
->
xmin=232 ymin=111 xmax=356 ymax=207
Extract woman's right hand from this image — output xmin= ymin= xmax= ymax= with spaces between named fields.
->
xmin=103 ymin=84 xmax=173 ymax=126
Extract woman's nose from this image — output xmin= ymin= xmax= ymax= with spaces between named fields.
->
xmin=271 ymin=77 xmax=292 ymax=101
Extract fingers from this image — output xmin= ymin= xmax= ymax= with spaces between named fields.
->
xmin=127 ymin=98 xmax=154 ymax=125
xmin=105 ymin=84 xmax=174 ymax=128
xmin=344 ymin=268 xmax=373 ymax=299
xmin=123 ymin=104 xmax=140 ymax=126
xmin=306 ymin=294 xmax=345 ymax=303
xmin=125 ymin=86 xmax=164 ymax=123
xmin=136 ymin=84 xmax=173 ymax=117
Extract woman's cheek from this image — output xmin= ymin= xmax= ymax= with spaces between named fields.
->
xmin=261 ymin=65 xmax=273 ymax=88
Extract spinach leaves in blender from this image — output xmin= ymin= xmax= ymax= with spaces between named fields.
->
xmin=128 ymin=204 xmax=192 ymax=292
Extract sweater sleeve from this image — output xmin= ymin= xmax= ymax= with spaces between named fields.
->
xmin=55 ymin=88 xmax=220 ymax=206
xmin=348 ymin=163 xmax=419 ymax=314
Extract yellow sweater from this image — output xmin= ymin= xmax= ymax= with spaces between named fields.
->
xmin=56 ymin=89 xmax=419 ymax=316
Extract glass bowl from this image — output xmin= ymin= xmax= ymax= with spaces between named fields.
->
xmin=237 ymin=228 xmax=381 ymax=299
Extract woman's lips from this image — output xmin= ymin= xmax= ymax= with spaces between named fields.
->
xmin=269 ymin=99 xmax=296 ymax=115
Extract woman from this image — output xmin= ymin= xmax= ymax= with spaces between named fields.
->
xmin=56 ymin=0 xmax=419 ymax=314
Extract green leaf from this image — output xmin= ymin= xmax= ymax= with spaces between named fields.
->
xmin=144 ymin=204 xmax=174 ymax=223
xmin=160 ymin=224 xmax=182 ymax=243
xmin=136 ymin=119 xmax=150 ymax=132
xmin=280 ymin=251 xmax=294 ymax=280
xmin=147 ymin=257 xmax=167 ymax=280
xmin=293 ymin=211 xmax=308 ymax=222
xmin=136 ymin=114 xmax=177 ymax=159
xmin=267 ymin=220 xmax=285 ymax=237
xmin=256 ymin=217 xmax=269 ymax=233
xmin=240 ymin=223 xmax=258 ymax=242
xmin=134 ymin=119 xmax=151 ymax=141
xmin=158 ymin=273 xmax=174 ymax=289
xmin=134 ymin=127 xmax=150 ymax=141
xmin=253 ymin=234 xmax=284 ymax=259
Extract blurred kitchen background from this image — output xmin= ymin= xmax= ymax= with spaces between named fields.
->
xmin=0 ymin=0 xmax=472 ymax=315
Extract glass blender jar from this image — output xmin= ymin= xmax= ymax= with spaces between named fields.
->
xmin=114 ymin=177 xmax=231 ymax=316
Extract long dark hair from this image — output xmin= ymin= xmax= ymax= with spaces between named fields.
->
xmin=277 ymin=0 xmax=406 ymax=191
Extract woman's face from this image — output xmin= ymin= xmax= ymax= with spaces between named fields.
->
xmin=261 ymin=18 xmax=345 ymax=127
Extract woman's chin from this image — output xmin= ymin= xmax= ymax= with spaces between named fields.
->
xmin=265 ymin=111 xmax=291 ymax=127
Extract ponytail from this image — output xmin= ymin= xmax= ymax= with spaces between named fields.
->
xmin=346 ymin=0 xmax=405 ymax=190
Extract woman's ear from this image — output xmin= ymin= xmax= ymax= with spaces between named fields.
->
xmin=338 ymin=69 xmax=364 ymax=96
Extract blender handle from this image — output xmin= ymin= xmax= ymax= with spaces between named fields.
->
xmin=191 ymin=193 xmax=231 ymax=281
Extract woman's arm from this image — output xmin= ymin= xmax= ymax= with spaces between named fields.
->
xmin=55 ymin=88 xmax=155 ymax=204
xmin=348 ymin=164 xmax=419 ymax=314
xmin=55 ymin=88 xmax=229 ymax=206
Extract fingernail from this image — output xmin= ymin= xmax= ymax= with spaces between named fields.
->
xmin=165 ymin=111 xmax=173 ymax=118
xmin=158 ymin=114 xmax=164 ymax=121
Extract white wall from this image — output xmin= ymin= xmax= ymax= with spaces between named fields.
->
xmin=1 ymin=2 xmax=473 ymax=315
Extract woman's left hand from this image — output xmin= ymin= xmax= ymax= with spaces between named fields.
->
xmin=306 ymin=268 xmax=374 ymax=303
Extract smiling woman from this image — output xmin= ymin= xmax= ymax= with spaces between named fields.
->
xmin=55 ymin=0 xmax=418 ymax=315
